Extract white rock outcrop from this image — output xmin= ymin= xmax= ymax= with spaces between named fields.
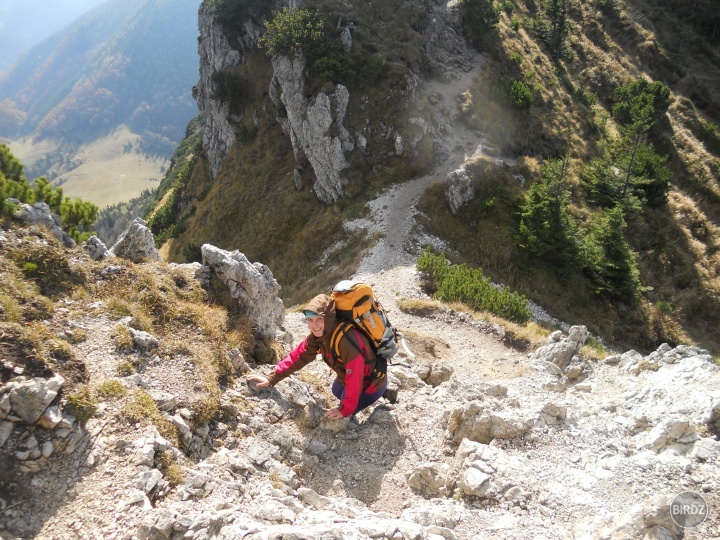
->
xmin=444 ymin=167 xmax=474 ymax=215
xmin=270 ymin=54 xmax=352 ymax=204
xmin=12 ymin=201 xmax=75 ymax=247
xmin=109 ymin=218 xmax=160 ymax=262
xmin=198 ymin=244 xmax=284 ymax=339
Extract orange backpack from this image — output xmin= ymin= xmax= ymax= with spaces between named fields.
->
xmin=329 ymin=280 xmax=400 ymax=363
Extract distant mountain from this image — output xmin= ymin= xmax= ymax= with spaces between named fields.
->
xmin=0 ymin=0 xmax=108 ymax=74
xmin=0 ymin=0 xmax=201 ymax=155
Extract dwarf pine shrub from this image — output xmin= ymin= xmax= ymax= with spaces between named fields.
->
xmin=417 ymin=248 xmax=531 ymax=324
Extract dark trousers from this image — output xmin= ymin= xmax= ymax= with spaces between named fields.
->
xmin=331 ymin=380 xmax=387 ymax=415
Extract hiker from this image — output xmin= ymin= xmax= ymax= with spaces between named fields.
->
xmin=247 ymin=293 xmax=388 ymax=420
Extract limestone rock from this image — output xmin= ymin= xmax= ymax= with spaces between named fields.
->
xmin=446 ymin=401 xmax=536 ymax=444
xmin=427 ymin=363 xmax=454 ymax=387
xmin=195 ymin=2 xmax=246 ymax=178
xmin=109 ymin=218 xmax=160 ymax=262
xmin=199 ymin=244 xmax=284 ymax=339
xmin=130 ymin=328 xmax=160 ymax=351
xmin=82 ymin=235 xmax=110 ymax=260
xmin=529 ymin=325 xmax=588 ymax=370
xmin=406 ymin=462 xmax=450 ymax=497
xmin=7 ymin=374 xmax=65 ymax=424
xmin=270 ymin=55 xmax=351 ymax=204
xmin=13 ymin=202 xmax=75 ymax=247
xmin=444 ymin=167 xmax=474 ymax=215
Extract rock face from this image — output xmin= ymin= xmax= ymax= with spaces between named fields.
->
xmin=198 ymin=244 xmax=284 ymax=339
xmin=194 ymin=2 xmax=248 ymax=179
xmin=193 ymin=0 xmax=479 ymax=206
xmin=109 ymin=218 xmax=160 ymax=262
xmin=12 ymin=201 xmax=75 ymax=247
xmin=423 ymin=1 xmax=476 ymax=81
xmin=270 ymin=54 xmax=352 ymax=204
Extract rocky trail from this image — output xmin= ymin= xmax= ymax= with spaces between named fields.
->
xmin=1 ymin=54 xmax=720 ymax=540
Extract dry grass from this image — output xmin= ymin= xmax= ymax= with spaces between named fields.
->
xmin=119 ymin=389 xmax=179 ymax=445
xmin=96 ymin=379 xmax=126 ymax=397
xmin=397 ymin=297 xmax=550 ymax=353
xmin=64 ymin=385 xmax=98 ymax=426
xmin=111 ymin=325 xmax=134 ymax=352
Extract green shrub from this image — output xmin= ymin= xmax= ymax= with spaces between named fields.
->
xmin=509 ymin=52 xmax=523 ymax=64
xmin=581 ymin=206 xmax=641 ymax=301
xmin=518 ymin=155 xmax=580 ymax=266
xmin=577 ymin=89 xmax=598 ymax=107
xmin=259 ymin=7 xmax=326 ymax=59
xmin=503 ymin=1 xmax=514 ymax=14
xmin=313 ymin=54 xmax=355 ymax=82
xmin=417 ymin=248 xmax=531 ymax=324
xmin=510 ymin=17 xmax=521 ymax=31
xmin=509 ymin=79 xmax=533 ymax=109
xmin=208 ymin=0 xmax=270 ymax=31
xmin=459 ymin=0 xmax=501 ymax=28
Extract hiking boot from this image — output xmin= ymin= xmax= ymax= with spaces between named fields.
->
xmin=383 ymin=386 xmax=398 ymax=404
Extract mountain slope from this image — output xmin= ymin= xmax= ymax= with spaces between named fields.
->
xmin=0 ymin=0 xmax=201 ymax=153
xmin=150 ymin=0 xmax=720 ymax=357
xmin=0 ymin=0 xmax=108 ymax=74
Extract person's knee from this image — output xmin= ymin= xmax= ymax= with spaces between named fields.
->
xmin=331 ymin=380 xmax=344 ymax=400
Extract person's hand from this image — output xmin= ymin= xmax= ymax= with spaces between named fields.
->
xmin=246 ymin=374 xmax=271 ymax=389
xmin=323 ymin=407 xmax=344 ymax=421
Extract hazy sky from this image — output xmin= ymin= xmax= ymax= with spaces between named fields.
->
xmin=0 ymin=0 xmax=109 ymax=72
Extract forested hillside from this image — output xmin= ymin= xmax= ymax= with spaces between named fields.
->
xmin=0 ymin=0 xmax=200 ymax=157
xmin=149 ymin=0 xmax=720 ymax=355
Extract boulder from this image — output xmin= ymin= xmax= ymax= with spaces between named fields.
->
xmin=444 ymin=167 xmax=474 ymax=215
xmin=82 ymin=235 xmax=110 ymax=260
xmin=7 ymin=374 xmax=65 ymax=424
xmin=427 ymin=363 xmax=454 ymax=387
xmin=446 ymin=401 xmax=536 ymax=444
xmin=109 ymin=218 xmax=160 ymax=262
xmin=130 ymin=328 xmax=160 ymax=351
xmin=529 ymin=325 xmax=588 ymax=370
xmin=13 ymin=201 xmax=75 ymax=247
xmin=406 ymin=462 xmax=450 ymax=497
xmin=199 ymin=244 xmax=284 ymax=339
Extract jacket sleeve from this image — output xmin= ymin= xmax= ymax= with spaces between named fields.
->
xmin=336 ymin=329 xmax=372 ymax=417
xmin=267 ymin=335 xmax=317 ymax=386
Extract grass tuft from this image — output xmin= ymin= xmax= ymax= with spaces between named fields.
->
xmin=96 ymin=379 xmax=126 ymax=397
xmin=64 ymin=385 xmax=97 ymax=426
xmin=119 ymin=389 xmax=179 ymax=445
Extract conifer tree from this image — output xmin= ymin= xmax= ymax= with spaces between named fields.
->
xmin=581 ymin=206 xmax=641 ymax=301
xmin=545 ymin=0 xmax=570 ymax=58
xmin=518 ymin=153 xmax=579 ymax=266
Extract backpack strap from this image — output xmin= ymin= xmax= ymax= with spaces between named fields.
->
xmin=330 ymin=322 xmax=387 ymax=384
